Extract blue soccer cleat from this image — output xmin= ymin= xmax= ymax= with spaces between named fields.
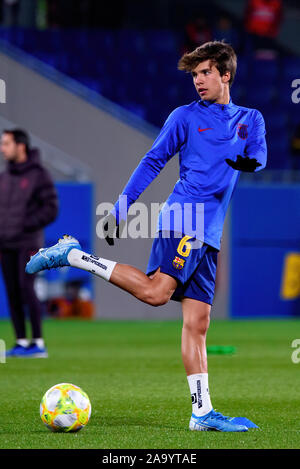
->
xmin=25 ymin=235 xmax=81 ymax=274
xmin=6 ymin=343 xmax=48 ymax=358
xmin=24 ymin=343 xmax=48 ymax=358
xmin=6 ymin=344 xmax=28 ymax=358
xmin=189 ymin=409 xmax=248 ymax=432
xmin=229 ymin=416 xmax=259 ymax=429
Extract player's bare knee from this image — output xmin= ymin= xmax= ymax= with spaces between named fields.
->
xmin=153 ymin=293 xmax=170 ymax=307
xmin=146 ymin=293 xmax=170 ymax=307
xmin=142 ymin=286 xmax=171 ymax=307
xmin=183 ymin=315 xmax=210 ymax=336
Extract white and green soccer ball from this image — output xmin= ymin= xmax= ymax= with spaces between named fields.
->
xmin=40 ymin=383 xmax=91 ymax=432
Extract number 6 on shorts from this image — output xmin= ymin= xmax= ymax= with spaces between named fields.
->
xmin=177 ymin=235 xmax=192 ymax=257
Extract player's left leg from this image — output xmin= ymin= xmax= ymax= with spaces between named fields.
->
xmin=181 ymin=297 xmax=210 ymax=375
xmin=182 ymin=299 xmax=248 ymax=432
xmin=181 ymin=298 xmax=213 ymax=418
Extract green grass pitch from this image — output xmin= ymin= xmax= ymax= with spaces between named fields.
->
xmin=0 ymin=318 xmax=299 ymax=449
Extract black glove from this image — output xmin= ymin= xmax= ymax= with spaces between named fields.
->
xmin=225 ymin=154 xmax=262 ymax=172
xmin=102 ymin=213 xmax=125 ymax=246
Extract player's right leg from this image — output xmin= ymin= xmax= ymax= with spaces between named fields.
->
xmin=25 ymin=235 xmax=177 ymax=306
xmin=109 ymin=264 xmax=177 ymax=306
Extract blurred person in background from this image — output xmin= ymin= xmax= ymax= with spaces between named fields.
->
xmin=244 ymin=0 xmax=283 ymax=58
xmin=0 ymin=129 xmax=58 ymax=357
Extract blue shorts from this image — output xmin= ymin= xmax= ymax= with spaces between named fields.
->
xmin=146 ymin=231 xmax=218 ymax=305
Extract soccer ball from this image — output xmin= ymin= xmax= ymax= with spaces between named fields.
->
xmin=40 ymin=383 xmax=91 ymax=432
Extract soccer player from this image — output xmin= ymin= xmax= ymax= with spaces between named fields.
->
xmin=26 ymin=41 xmax=267 ymax=431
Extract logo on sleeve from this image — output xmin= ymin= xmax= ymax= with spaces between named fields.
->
xmin=237 ymin=123 xmax=248 ymax=139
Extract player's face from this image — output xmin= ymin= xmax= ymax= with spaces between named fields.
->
xmin=0 ymin=133 xmax=18 ymax=161
xmin=192 ymin=60 xmax=230 ymax=102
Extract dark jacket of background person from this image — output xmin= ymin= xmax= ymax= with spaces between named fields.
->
xmin=0 ymin=148 xmax=58 ymax=250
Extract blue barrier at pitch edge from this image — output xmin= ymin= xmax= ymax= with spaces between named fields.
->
xmin=0 ymin=182 xmax=93 ymax=319
xmin=230 ymin=184 xmax=300 ymax=318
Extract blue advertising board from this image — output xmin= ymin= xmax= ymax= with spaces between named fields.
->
xmin=230 ymin=184 xmax=300 ymax=318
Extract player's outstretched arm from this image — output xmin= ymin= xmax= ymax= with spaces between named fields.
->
xmin=225 ymin=110 xmax=267 ymax=173
xmin=104 ymin=107 xmax=187 ymax=246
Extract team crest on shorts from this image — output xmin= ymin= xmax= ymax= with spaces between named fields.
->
xmin=172 ymin=256 xmax=185 ymax=270
xmin=237 ymin=123 xmax=248 ymax=139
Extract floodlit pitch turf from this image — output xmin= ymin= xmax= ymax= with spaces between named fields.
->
xmin=0 ymin=318 xmax=299 ymax=449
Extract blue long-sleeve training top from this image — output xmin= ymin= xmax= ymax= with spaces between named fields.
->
xmin=113 ymin=98 xmax=267 ymax=250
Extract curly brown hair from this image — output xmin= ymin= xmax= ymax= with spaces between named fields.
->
xmin=178 ymin=41 xmax=237 ymax=87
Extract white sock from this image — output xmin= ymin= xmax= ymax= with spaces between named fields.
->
xmin=67 ymin=248 xmax=117 ymax=282
xmin=33 ymin=338 xmax=45 ymax=349
xmin=17 ymin=338 xmax=29 ymax=347
xmin=187 ymin=373 xmax=213 ymax=417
